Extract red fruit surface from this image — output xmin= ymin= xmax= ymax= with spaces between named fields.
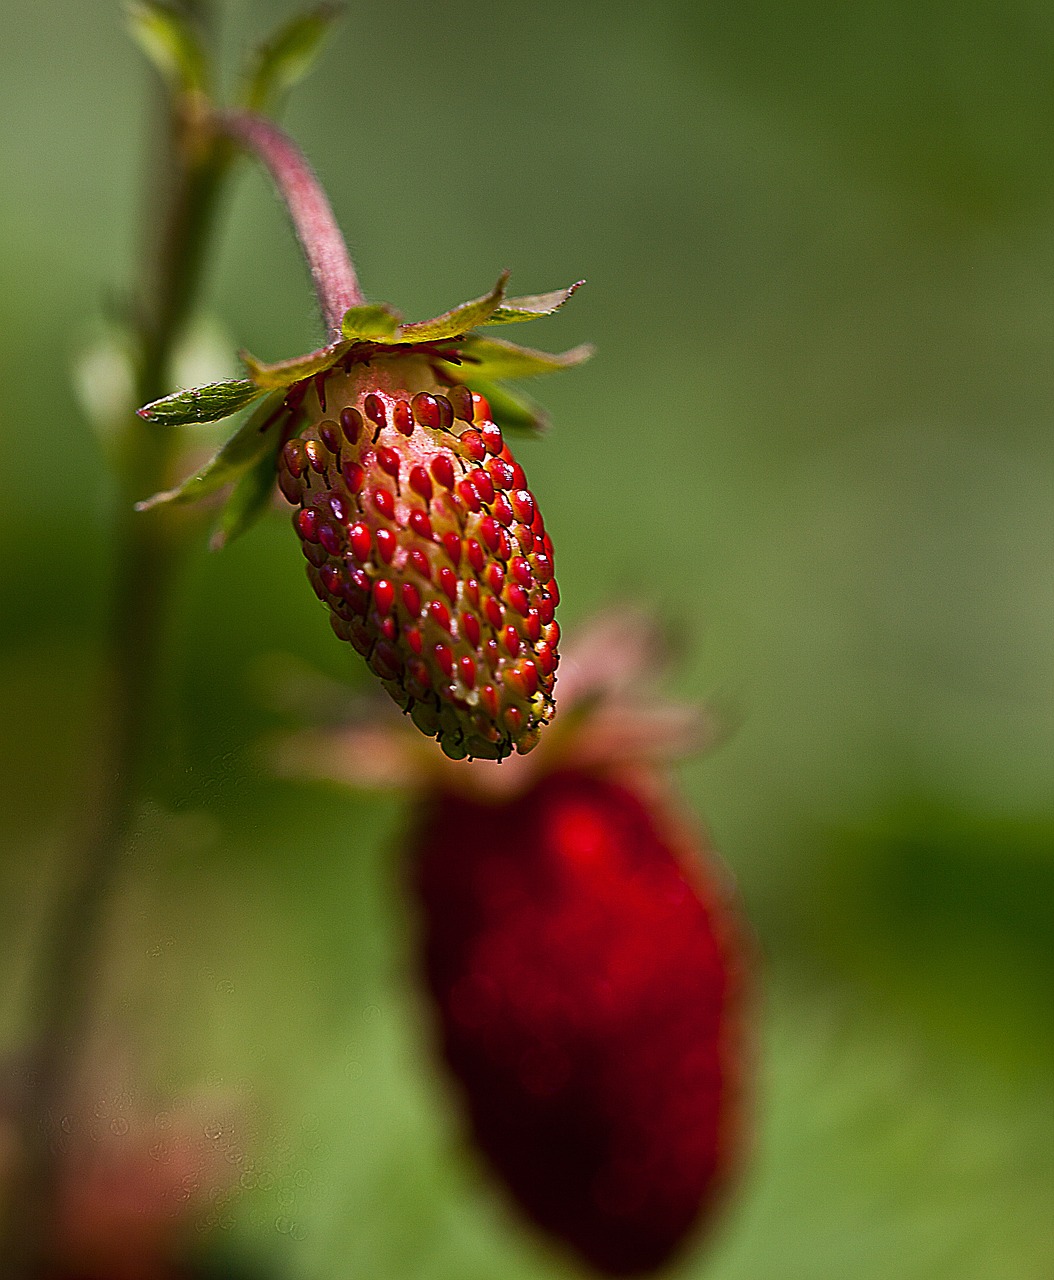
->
xmin=412 ymin=771 xmax=746 ymax=1275
xmin=279 ymin=354 xmax=557 ymax=760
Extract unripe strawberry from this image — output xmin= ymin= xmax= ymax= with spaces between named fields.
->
xmin=277 ymin=354 xmax=558 ymax=761
xmin=412 ymin=770 xmax=745 ymax=1275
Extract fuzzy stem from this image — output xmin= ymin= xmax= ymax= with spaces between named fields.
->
xmin=219 ymin=108 xmax=364 ymax=338
xmin=1 ymin=23 xmax=231 ymax=1276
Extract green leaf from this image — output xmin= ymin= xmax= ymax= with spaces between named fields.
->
xmin=241 ymin=341 xmax=347 ymax=390
xmin=460 ymin=379 xmax=549 ymax=436
xmin=125 ymin=1 xmax=209 ymax=94
xmin=244 ymin=3 xmax=343 ymax=112
xmin=211 ymin=440 xmax=282 ymax=549
xmin=137 ymin=378 xmax=265 ymax=426
xmin=483 ymin=280 xmax=585 ymax=325
xmin=397 ymin=273 xmax=510 ymax=342
xmin=340 ymin=303 xmax=402 ymax=341
xmin=457 ymin=333 xmax=595 ymax=381
xmin=135 ymin=391 xmax=287 ymax=512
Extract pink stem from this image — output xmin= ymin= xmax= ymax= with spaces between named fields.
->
xmin=220 ymin=109 xmax=364 ymax=338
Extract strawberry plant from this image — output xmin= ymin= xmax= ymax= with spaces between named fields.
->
xmin=136 ymin=108 xmax=589 ymax=761
xmin=2 ymin=3 xmax=748 ymax=1277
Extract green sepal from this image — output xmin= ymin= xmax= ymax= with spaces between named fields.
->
xmin=137 ymin=378 xmax=265 ymax=426
xmin=460 ymin=379 xmax=549 ymax=436
xmin=241 ymin=341 xmax=346 ymax=390
xmin=210 ymin=438 xmax=283 ymax=549
xmin=457 ymin=333 xmax=595 ymax=381
xmin=135 ymin=391 xmax=287 ymax=512
xmin=341 ymin=303 xmax=402 ymax=341
xmin=243 ymin=3 xmax=343 ymax=112
xmin=483 ymin=280 xmax=585 ymax=325
xmin=125 ymin=1 xmax=209 ymax=95
xmin=397 ymin=273 xmax=510 ymax=343
xmin=226 ymin=277 xmax=588 ymax=403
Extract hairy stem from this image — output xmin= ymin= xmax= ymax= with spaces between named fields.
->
xmin=2 ymin=34 xmax=231 ymax=1278
xmin=219 ymin=107 xmax=364 ymax=338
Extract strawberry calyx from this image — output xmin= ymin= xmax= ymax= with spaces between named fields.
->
xmin=135 ymin=274 xmax=590 ymax=522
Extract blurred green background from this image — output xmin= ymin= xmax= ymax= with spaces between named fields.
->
xmin=2 ymin=0 xmax=1053 ymax=1275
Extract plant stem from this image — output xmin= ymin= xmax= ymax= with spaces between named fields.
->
xmin=219 ymin=108 xmax=364 ymax=338
xmin=2 ymin=51 xmax=231 ymax=1280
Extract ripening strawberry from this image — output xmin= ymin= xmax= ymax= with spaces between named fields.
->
xmin=274 ymin=612 xmax=750 ymax=1274
xmin=139 ymin=276 xmax=589 ymax=762
xmin=278 ymin=364 xmax=559 ymax=761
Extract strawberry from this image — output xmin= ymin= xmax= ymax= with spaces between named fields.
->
xmin=0 ymin=1058 xmax=239 ymax=1280
xmin=273 ymin=611 xmax=750 ymax=1274
xmin=138 ymin=277 xmax=590 ymax=760
xmin=278 ymin=364 xmax=559 ymax=761
xmin=412 ymin=768 xmax=744 ymax=1275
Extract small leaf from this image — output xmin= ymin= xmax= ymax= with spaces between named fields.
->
xmin=341 ymin=303 xmax=402 ymax=341
xmin=484 ymin=280 xmax=585 ymax=325
xmin=397 ymin=273 xmax=510 ymax=343
xmin=137 ymin=378 xmax=264 ymax=426
xmin=244 ymin=3 xmax=343 ymax=112
xmin=211 ymin=440 xmax=282 ymax=549
xmin=242 ymin=341 xmax=347 ymax=390
xmin=457 ymin=334 xmax=595 ymax=381
xmin=456 ymin=379 xmax=549 ymax=436
xmin=136 ymin=391 xmax=287 ymax=512
xmin=125 ymin=1 xmax=209 ymax=94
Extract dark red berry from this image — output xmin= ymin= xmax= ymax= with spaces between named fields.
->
xmin=412 ymin=771 xmax=745 ymax=1276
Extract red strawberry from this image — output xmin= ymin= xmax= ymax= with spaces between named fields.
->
xmin=272 ymin=611 xmax=750 ymax=1274
xmin=138 ymin=276 xmax=589 ymax=761
xmin=277 ymin=359 xmax=558 ymax=761
xmin=412 ymin=770 xmax=745 ymax=1275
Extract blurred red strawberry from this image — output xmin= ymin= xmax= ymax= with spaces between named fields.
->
xmin=0 ymin=1061 xmax=239 ymax=1280
xmin=413 ymin=767 xmax=745 ymax=1274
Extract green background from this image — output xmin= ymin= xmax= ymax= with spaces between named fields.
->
xmin=1 ymin=1 xmax=1052 ymax=1276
